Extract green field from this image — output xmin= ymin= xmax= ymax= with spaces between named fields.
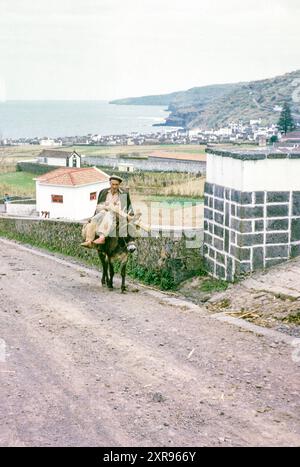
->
xmin=0 ymin=142 xmax=259 ymax=162
xmin=145 ymin=195 xmax=202 ymax=205
xmin=71 ymin=144 xmax=207 ymax=158
xmin=0 ymin=172 xmax=35 ymax=197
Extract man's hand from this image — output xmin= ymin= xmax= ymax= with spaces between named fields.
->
xmin=95 ymin=202 xmax=108 ymax=214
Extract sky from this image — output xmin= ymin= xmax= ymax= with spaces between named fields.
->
xmin=0 ymin=0 xmax=299 ymax=100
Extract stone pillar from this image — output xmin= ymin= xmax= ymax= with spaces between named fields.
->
xmin=203 ymin=147 xmax=300 ymax=281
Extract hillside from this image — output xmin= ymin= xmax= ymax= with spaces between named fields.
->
xmin=109 ymin=91 xmax=181 ymax=106
xmin=110 ymin=70 xmax=300 ymax=129
xmin=109 ymin=83 xmax=238 ymax=108
xmin=187 ymin=69 xmax=300 ymax=129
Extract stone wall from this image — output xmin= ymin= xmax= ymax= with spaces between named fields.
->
xmin=6 ymin=202 xmax=37 ymax=217
xmin=204 ymin=147 xmax=300 ymax=281
xmin=85 ymin=156 xmax=206 ymax=174
xmin=0 ymin=217 xmax=204 ymax=290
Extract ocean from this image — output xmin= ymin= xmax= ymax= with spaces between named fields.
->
xmin=0 ymin=100 xmax=174 ymax=139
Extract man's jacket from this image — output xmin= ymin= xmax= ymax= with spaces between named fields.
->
xmin=97 ymin=188 xmax=134 ymax=215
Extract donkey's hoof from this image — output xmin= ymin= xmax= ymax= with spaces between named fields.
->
xmin=121 ymin=287 xmax=126 ymax=294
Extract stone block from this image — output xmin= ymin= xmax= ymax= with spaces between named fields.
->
xmin=255 ymin=191 xmax=265 ymax=204
xmin=209 ymin=247 xmax=216 ymax=259
xmin=265 ymin=258 xmax=285 ymax=268
xmin=237 ymin=206 xmax=264 ymax=219
xmin=267 ymin=219 xmax=289 ymax=231
xmin=214 ymin=237 xmax=224 ymax=251
xmin=255 ymin=220 xmax=264 ymax=232
xmin=291 ymin=218 xmax=300 ymax=242
xmin=214 ymin=224 xmax=224 ymax=238
xmin=240 ymin=192 xmax=253 ymax=205
xmin=216 ymin=263 xmax=226 ymax=279
xmin=204 ymin=208 xmax=213 ymax=220
xmin=225 ymin=203 xmax=230 ymax=227
xmin=226 ymin=256 xmax=233 ymax=282
xmin=266 ymin=233 xmax=289 ymax=244
xmin=216 ymin=251 xmax=225 ymax=265
xmin=291 ymin=243 xmax=300 ymax=258
xmin=231 ymin=189 xmax=241 ymax=203
xmin=266 ymin=191 xmax=289 ymax=203
xmin=204 ymin=182 xmax=214 ymax=195
xmin=265 ymin=245 xmax=289 ymax=258
xmin=267 ymin=205 xmax=289 ymax=218
xmin=292 ymin=192 xmax=300 ymax=216
xmin=225 ymin=188 xmax=231 ymax=200
xmin=205 ymin=256 xmax=215 ymax=275
xmin=204 ymin=232 xmax=213 ymax=245
xmin=237 ymin=233 xmax=264 ymax=247
xmin=224 ymin=229 xmax=230 ymax=252
xmin=252 ymin=247 xmax=264 ymax=269
xmin=214 ymin=199 xmax=224 ymax=212
xmin=214 ymin=185 xmax=224 ymax=199
xmin=214 ymin=211 xmax=224 ymax=225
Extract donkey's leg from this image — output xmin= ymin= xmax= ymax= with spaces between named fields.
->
xmin=107 ymin=257 xmax=114 ymax=289
xmin=120 ymin=256 xmax=128 ymax=293
xmin=98 ymin=251 xmax=107 ymax=287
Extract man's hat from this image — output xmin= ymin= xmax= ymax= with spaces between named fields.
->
xmin=109 ymin=174 xmax=123 ymax=183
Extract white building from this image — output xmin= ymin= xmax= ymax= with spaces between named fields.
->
xmin=40 ymin=139 xmax=62 ymax=147
xmin=214 ymin=127 xmax=232 ymax=137
xmin=188 ymin=128 xmax=202 ymax=137
xmin=118 ymin=162 xmax=135 ymax=172
xmin=35 ymin=167 xmax=110 ymax=220
xmin=250 ymin=118 xmax=262 ymax=126
xmin=37 ymin=149 xmax=81 ymax=168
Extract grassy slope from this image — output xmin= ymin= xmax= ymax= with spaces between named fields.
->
xmin=0 ymin=172 xmax=35 ymax=197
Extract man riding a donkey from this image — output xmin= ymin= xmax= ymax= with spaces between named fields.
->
xmin=81 ymin=175 xmax=148 ymax=292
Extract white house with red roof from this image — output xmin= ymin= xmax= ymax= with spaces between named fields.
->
xmin=35 ymin=167 xmax=110 ymax=220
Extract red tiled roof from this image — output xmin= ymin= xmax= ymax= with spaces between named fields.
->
xmin=36 ymin=167 xmax=109 ymax=186
xmin=149 ymin=151 xmax=206 ymax=162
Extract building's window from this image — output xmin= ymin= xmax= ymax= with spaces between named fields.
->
xmin=90 ymin=192 xmax=97 ymax=201
xmin=72 ymin=157 xmax=77 ymax=167
xmin=51 ymin=195 xmax=63 ymax=203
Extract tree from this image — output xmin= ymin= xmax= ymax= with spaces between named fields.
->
xmin=277 ymin=102 xmax=296 ymax=135
xmin=269 ymin=135 xmax=278 ymax=144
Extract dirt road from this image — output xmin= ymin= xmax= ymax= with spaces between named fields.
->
xmin=0 ymin=239 xmax=299 ymax=447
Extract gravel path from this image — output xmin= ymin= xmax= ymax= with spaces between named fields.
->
xmin=0 ymin=239 xmax=299 ymax=447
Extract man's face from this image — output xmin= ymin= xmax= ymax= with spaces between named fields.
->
xmin=110 ymin=179 xmax=120 ymax=194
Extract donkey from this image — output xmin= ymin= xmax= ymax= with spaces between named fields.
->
xmin=97 ymin=236 xmax=130 ymax=293
xmin=82 ymin=207 xmax=147 ymax=293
